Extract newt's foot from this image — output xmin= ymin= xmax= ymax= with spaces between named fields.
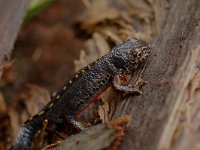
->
xmin=113 ymin=75 xmax=147 ymax=95
xmin=68 ymin=118 xmax=88 ymax=131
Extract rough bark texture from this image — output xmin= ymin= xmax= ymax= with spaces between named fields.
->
xmin=0 ymin=0 xmax=30 ymax=76
xmin=116 ymin=0 xmax=200 ymax=149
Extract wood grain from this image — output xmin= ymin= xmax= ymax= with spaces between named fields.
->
xmin=117 ymin=0 xmax=200 ymax=149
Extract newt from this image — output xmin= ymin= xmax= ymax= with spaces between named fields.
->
xmin=11 ymin=38 xmax=150 ymax=150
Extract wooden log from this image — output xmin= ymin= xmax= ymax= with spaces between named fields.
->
xmin=117 ymin=0 xmax=200 ymax=149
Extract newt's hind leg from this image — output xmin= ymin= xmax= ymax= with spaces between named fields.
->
xmin=112 ymin=75 xmax=147 ymax=94
xmin=69 ymin=119 xmax=87 ymax=131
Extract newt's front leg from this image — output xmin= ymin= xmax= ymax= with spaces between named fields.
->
xmin=112 ymin=74 xmax=147 ymax=94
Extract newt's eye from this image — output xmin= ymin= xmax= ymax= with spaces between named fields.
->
xmin=125 ymin=64 xmax=129 ymax=68
xmin=119 ymin=69 xmax=124 ymax=73
xmin=131 ymin=60 xmax=136 ymax=64
xmin=137 ymin=52 xmax=142 ymax=57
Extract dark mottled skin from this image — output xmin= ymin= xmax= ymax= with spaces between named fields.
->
xmin=11 ymin=39 xmax=150 ymax=150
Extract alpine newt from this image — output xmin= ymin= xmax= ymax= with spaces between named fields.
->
xmin=11 ymin=38 xmax=150 ymax=150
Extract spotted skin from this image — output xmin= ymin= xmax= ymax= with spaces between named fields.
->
xmin=11 ymin=39 xmax=150 ymax=150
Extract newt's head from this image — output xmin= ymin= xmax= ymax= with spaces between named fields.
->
xmin=130 ymin=38 xmax=151 ymax=62
xmin=122 ymin=38 xmax=150 ymax=73
xmin=109 ymin=38 xmax=151 ymax=74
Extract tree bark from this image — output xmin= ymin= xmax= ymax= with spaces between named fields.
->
xmin=117 ymin=0 xmax=200 ymax=149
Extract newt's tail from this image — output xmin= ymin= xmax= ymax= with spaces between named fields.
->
xmin=10 ymin=114 xmax=44 ymax=150
xmin=10 ymin=125 xmax=36 ymax=150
